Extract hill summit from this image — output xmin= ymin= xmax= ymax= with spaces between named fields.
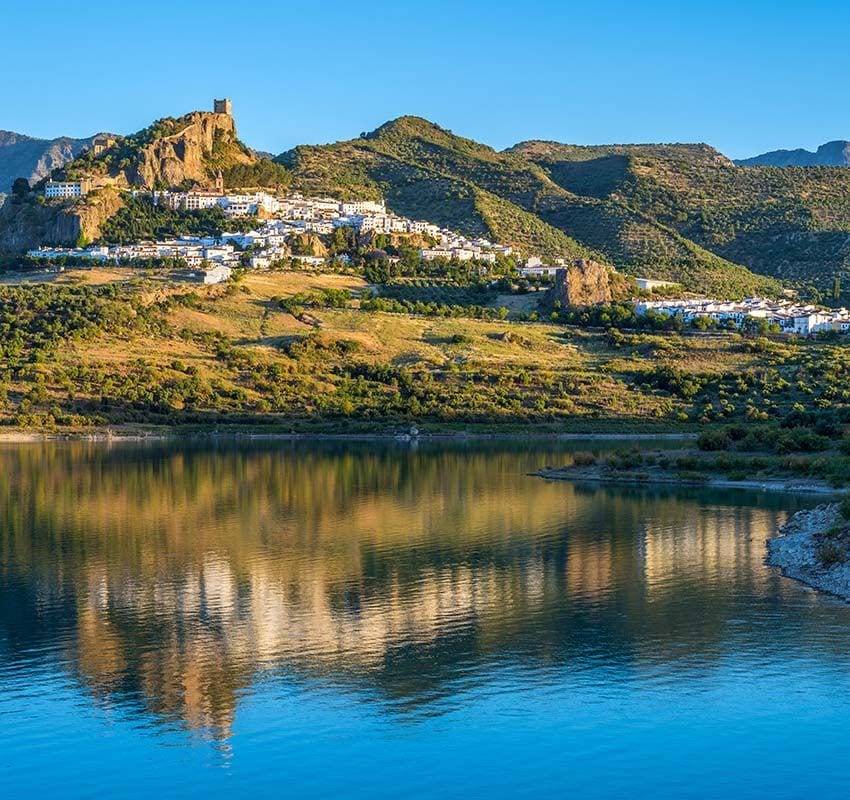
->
xmin=0 ymin=101 xmax=281 ymax=253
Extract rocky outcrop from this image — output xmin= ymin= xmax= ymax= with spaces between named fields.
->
xmin=766 ymin=504 xmax=850 ymax=601
xmin=0 ymin=111 xmax=259 ymax=252
xmin=0 ymin=188 xmax=124 ymax=251
xmin=548 ymin=259 xmax=613 ymax=307
xmin=125 ymin=112 xmax=254 ymax=189
xmin=290 ymin=233 xmax=328 ymax=258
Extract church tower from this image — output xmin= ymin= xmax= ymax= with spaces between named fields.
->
xmin=215 ymin=169 xmax=224 ymax=194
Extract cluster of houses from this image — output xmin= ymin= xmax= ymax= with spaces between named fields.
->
xmin=27 ymin=190 xmax=516 ymax=278
xmin=212 ymin=214 xmax=513 ymax=268
xmin=420 ymin=235 xmax=513 ymax=264
xmin=27 ymin=238 xmax=237 ymax=284
xmin=635 ymin=297 xmax=850 ymax=335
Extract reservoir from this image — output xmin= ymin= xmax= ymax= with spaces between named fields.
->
xmin=0 ymin=440 xmax=848 ymax=798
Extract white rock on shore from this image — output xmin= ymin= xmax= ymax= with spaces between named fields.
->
xmin=767 ymin=503 xmax=850 ymax=601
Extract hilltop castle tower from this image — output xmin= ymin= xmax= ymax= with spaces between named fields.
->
xmin=214 ymin=98 xmax=232 ymax=116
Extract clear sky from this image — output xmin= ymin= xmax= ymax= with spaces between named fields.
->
xmin=7 ymin=0 xmax=850 ymax=159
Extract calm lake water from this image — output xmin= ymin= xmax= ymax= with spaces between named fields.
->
xmin=1 ymin=440 xmax=849 ymax=798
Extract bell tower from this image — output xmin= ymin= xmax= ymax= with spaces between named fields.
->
xmin=215 ymin=169 xmax=224 ymax=194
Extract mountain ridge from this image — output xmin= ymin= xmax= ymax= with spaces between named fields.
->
xmin=735 ymin=140 xmax=850 ymax=167
xmin=7 ymin=108 xmax=850 ymax=296
xmin=277 ymin=118 xmax=778 ymax=295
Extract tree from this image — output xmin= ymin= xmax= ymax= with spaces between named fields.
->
xmin=11 ymin=178 xmax=29 ymax=197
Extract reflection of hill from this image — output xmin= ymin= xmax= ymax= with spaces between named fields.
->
xmin=0 ymin=442 xmax=815 ymax=740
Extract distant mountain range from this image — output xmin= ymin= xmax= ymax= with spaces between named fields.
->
xmin=735 ymin=140 xmax=850 ymax=167
xmin=0 ymin=130 xmax=111 ymax=194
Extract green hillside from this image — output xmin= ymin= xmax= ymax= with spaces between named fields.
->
xmin=7 ymin=108 xmax=850 ymax=298
xmin=513 ymin=140 xmax=850 ymax=293
xmin=278 ymin=118 xmax=779 ymax=296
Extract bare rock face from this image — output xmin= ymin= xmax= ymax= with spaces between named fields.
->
xmin=125 ymin=112 xmax=253 ymax=189
xmin=0 ymin=111 xmax=259 ymax=251
xmin=549 ymin=259 xmax=613 ymax=307
xmin=0 ymin=188 xmax=124 ymax=251
xmin=289 ymin=233 xmax=329 ymax=257
xmin=356 ymin=230 xmax=433 ymax=251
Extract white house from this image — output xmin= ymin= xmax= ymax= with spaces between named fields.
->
xmin=519 ymin=266 xmax=559 ymax=278
xmin=340 ymin=200 xmax=386 ymax=215
xmin=45 ymin=181 xmax=90 ymax=199
xmin=192 ymin=264 xmax=232 ymax=284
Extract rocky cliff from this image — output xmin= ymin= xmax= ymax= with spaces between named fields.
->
xmin=548 ymin=260 xmax=614 ymax=308
xmin=49 ymin=111 xmax=257 ymax=192
xmin=0 ymin=188 xmax=124 ymax=251
xmin=0 ymin=111 xmax=259 ymax=252
xmin=123 ymin=112 xmax=255 ymax=188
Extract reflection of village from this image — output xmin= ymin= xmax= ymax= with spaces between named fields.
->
xmin=0 ymin=444 xmax=803 ymax=742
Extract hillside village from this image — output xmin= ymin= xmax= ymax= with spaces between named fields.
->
xmin=11 ymin=98 xmax=850 ymax=338
xmin=23 ymin=187 xmax=850 ymax=336
xmin=26 ymin=190 xmax=515 ymax=279
xmin=635 ymin=297 xmax=850 ymax=335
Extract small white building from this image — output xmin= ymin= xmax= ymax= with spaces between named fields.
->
xmin=340 ymin=200 xmax=386 ymax=215
xmin=636 ymin=278 xmax=677 ymax=291
xmin=191 ymin=265 xmax=232 ymax=284
xmin=519 ymin=266 xmax=559 ymax=278
xmin=45 ymin=180 xmax=90 ymax=199
xmin=420 ymin=247 xmax=454 ymax=261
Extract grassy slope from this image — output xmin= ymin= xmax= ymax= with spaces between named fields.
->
xmin=2 ymin=268 xmax=837 ymax=434
xmin=279 ymin=118 xmax=778 ymax=296
xmin=513 ymin=140 xmax=850 ymax=291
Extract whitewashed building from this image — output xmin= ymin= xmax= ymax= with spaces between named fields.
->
xmin=45 ymin=181 xmax=90 ymax=199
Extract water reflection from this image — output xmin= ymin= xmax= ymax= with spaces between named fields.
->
xmin=0 ymin=441 xmax=834 ymax=746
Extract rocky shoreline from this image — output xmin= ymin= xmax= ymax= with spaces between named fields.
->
xmin=767 ymin=503 xmax=850 ymax=602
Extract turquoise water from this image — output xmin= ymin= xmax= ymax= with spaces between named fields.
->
xmin=0 ymin=441 xmax=848 ymax=798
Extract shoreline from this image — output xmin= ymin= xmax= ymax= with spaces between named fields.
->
xmin=533 ymin=466 xmax=841 ymax=495
xmin=767 ymin=504 xmax=850 ymax=602
xmin=0 ymin=427 xmax=699 ymax=445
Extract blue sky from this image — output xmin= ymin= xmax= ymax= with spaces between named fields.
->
xmin=7 ymin=0 xmax=850 ymax=158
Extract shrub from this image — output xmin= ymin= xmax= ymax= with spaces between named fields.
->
xmin=774 ymin=428 xmax=831 ymax=454
xmin=697 ymin=429 xmax=731 ymax=451
xmin=816 ymin=542 xmax=846 ymax=568
xmin=572 ymin=451 xmax=597 ymax=467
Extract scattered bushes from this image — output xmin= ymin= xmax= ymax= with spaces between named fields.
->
xmin=698 ymin=423 xmax=832 ymax=454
